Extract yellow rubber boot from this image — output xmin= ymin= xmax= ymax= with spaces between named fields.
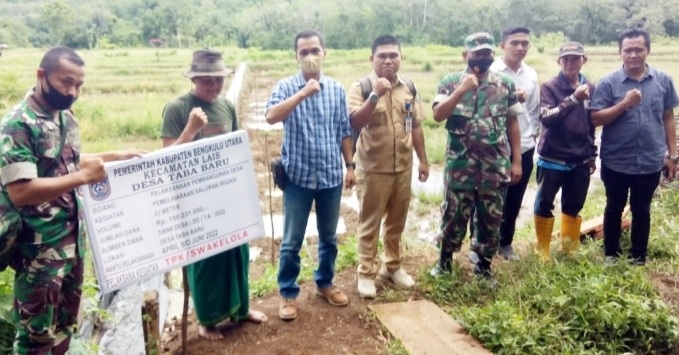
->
xmin=561 ymin=214 xmax=582 ymax=254
xmin=534 ymin=215 xmax=555 ymax=261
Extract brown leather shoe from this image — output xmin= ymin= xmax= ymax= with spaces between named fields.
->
xmin=316 ymin=286 xmax=349 ymax=306
xmin=278 ymin=298 xmax=297 ymax=320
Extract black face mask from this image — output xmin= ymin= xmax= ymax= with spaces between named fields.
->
xmin=41 ymin=76 xmax=77 ymax=110
xmin=468 ymin=57 xmax=494 ymax=74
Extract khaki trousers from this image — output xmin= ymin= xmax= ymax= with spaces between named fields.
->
xmin=355 ymin=169 xmax=412 ymax=279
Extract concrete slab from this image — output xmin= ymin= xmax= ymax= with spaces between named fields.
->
xmin=369 ymin=300 xmax=492 ymax=355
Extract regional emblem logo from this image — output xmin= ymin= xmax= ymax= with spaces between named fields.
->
xmin=89 ymin=177 xmax=111 ymax=201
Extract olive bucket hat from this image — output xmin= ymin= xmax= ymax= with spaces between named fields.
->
xmin=182 ymin=49 xmax=232 ymax=78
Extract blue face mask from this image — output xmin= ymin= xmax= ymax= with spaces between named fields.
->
xmin=41 ymin=76 xmax=77 ymax=110
xmin=468 ymin=57 xmax=494 ymax=74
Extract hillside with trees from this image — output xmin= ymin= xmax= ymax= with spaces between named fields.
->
xmin=1 ymin=0 xmax=679 ymax=50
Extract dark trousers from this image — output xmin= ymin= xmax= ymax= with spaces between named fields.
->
xmin=601 ymin=165 xmax=660 ymax=261
xmin=533 ymin=163 xmax=590 ymax=217
xmin=499 ymin=148 xmax=534 ymax=247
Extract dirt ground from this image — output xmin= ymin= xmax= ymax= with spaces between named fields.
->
xmin=162 ymin=254 xmax=438 ymax=355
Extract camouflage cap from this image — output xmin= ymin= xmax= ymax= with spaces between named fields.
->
xmin=183 ymin=49 xmax=232 ymax=78
xmin=558 ymin=41 xmax=586 ymax=58
xmin=464 ymin=32 xmax=496 ymax=52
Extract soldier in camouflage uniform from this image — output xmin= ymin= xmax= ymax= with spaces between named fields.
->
xmin=431 ymin=33 xmax=523 ymax=281
xmin=0 ymin=46 xmax=142 ymax=355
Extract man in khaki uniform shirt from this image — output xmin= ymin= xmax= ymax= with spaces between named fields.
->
xmin=348 ymin=35 xmax=429 ymax=298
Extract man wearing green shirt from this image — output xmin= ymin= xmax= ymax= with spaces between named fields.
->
xmin=161 ymin=49 xmax=267 ymax=340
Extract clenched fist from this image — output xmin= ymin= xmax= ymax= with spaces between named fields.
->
xmin=573 ymin=84 xmax=590 ymax=101
xmin=188 ymin=107 xmax=208 ymax=132
xmin=458 ymin=74 xmax=479 ymax=93
xmin=516 ymin=87 xmax=527 ymax=103
xmin=373 ymin=78 xmax=392 ymax=97
xmin=623 ymin=89 xmax=642 ymax=109
xmin=80 ymin=157 xmax=106 ymax=184
xmin=302 ymin=79 xmax=321 ymax=98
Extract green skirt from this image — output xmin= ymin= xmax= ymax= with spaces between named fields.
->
xmin=186 ymin=244 xmax=250 ymax=326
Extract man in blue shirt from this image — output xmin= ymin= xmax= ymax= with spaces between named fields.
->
xmin=265 ymin=29 xmax=356 ymax=321
xmin=591 ymin=28 xmax=678 ymax=265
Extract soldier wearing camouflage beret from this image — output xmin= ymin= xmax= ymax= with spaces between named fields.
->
xmin=0 ymin=46 xmax=142 ymax=354
xmin=430 ymin=32 xmax=523 ymax=282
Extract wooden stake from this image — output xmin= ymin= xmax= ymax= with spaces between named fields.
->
xmin=141 ymin=290 xmax=160 ymax=355
xmin=182 ymin=267 xmax=189 ymax=355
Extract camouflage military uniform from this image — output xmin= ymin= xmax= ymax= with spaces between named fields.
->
xmin=0 ymin=96 xmax=84 ymax=354
xmin=432 ymin=69 xmax=520 ymax=264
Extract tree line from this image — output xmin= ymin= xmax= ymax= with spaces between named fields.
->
xmin=1 ymin=0 xmax=678 ymax=50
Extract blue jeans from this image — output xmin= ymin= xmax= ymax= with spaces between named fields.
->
xmin=533 ymin=164 xmax=590 ymax=217
xmin=278 ymin=179 xmax=342 ymax=299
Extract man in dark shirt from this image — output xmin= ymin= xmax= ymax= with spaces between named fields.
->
xmin=534 ymin=42 xmax=596 ymax=260
xmin=591 ymin=28 xmax=678 ymax=265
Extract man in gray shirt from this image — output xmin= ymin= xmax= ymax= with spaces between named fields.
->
xmin=591 ymin=28 xmax=678 ymax=265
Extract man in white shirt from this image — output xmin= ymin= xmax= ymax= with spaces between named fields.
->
xmin=487 ymin=26 xmax=540 ymax=260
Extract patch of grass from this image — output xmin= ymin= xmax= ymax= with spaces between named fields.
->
xmin=376 ymin=288 xmax=409 ymax=303
xmin=421 ymin=124 xmax=447 ymax=165
xmin=420 ymin=260 xmax=497 ymax=307
xmin=415 ymin=189 xmax=442 ymax=207
xmin=0 ymin=72 xmax=24 ymax=112
xmin=336 ymin=234 xmax=358 ymax=271
xmin=0 ymin=271 xmax=13 ymax=321
xmin=422 ymin=239 xmax=679 ymax=354
xmin=250 ymin=263 xmax=278 ymax=298
xmin=468 ymin=253 xmax=677 ymax=353
xmin=68 ymin=334 xmax=99 ymax=354
xmin=386 ymin=338 xmax=409 ymax=355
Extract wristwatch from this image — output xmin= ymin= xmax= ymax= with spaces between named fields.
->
xmin=666 ymin=154 xmax=679 ymax=163
xmin=346 ymin=162 xmax=356 ymax=169
xmin=368 ymin=92 xmax=379 ymax=104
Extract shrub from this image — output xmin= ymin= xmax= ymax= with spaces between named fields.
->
xmin=456 ymin=255 xmax=679 ymax=354
xmin=0 ymin=73 xmax=24 ymax=112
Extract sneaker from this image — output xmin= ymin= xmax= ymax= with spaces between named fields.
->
xmin=379 ymin=267 xmax=415 ymax=289
xmin=278 ymin=298 xmax=297 ymax=320
xmin=316 ymin=286 xmax=349 ymax=306
xmin=498 ymin=245 xmax=520 ymax=261
xmin=357 ymin=278 xmax=376 ymax=299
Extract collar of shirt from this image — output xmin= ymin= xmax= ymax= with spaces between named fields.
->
xmin=292 ymin=71 xmax=328 ymax=89
xmin=369 ymin=71 xmax=410 ymax=88
xmin=557 ymin=71 xmax=587 ymax=90
xmin=491 ymin=57 xmax=527 ymax=75
xmin=24 ymin=88 xmax=63 ymax=121
xmin=461 ymin=68 xmax=498 ymax=90
xmin=617 ymin=64 xmax=654 ymax=83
